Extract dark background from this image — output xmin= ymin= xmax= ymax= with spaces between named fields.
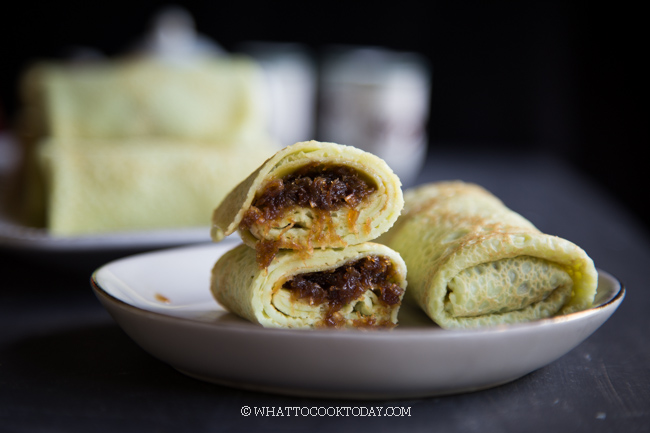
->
xmin=1 ymin=1 xmax=647 ymax=230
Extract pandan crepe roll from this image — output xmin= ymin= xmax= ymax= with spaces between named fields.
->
xmin=20 ymin=56 xmax=268 ymax=145
xmin=211 ymin=242 xmax=407 ymax=329
xmin=36 ymin=138 xmax=275 ymax=235
xmin=379 ymin=181 xmax=598 ymax=329
xmin=211 ymin=141 xmax=404 ymax=268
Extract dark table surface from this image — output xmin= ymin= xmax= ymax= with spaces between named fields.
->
xmin=1 ymin=149 xmax=649 ymax=433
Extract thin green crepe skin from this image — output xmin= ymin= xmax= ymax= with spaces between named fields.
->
xmin=22 ymin=57 xmax=267 ymax=143
xmin=210 ymin=243 xmax=260 ymax=323
xmin=211 ymin=242 xmax=408 ymax=329
xmin=380 ymin=181 xmax=598 ymax=329
xmin=210 ymin=140 xmax=404 ymax=250
xmin=38 ymin=140 xmax=275 ymax=236
xmin=18 ymin=56 xmax=279 ymax=235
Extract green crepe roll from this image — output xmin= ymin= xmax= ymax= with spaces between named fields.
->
xmin=379 ymin=181 xmax=598 ymax=329
xmin=33 ymin=138 xmax=276 ymax=235
xmin=211 ymin=242 xmax=407 ymax=329
xmin=20 ymin=56 xmax=268 ymax=144
xmin=211 ymin=141 xmax=404 ymax=268
xmin=15 ymin=55 xmax=280 ymax=235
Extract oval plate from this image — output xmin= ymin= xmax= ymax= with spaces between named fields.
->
xmin=91 ymin=241 xmax=625 ymax=399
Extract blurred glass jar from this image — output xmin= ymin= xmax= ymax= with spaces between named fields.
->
xmin=318 ymin=46 xmax=431 ymax=187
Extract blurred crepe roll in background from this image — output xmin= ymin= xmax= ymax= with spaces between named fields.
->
xmin=211 ymin=242 xmax=407 ymax=329
xmin=211 ymin=140 xmax=404 ymax=268
xmin=35 ymin=139 xmax=273 ymax=234
xmin=379 ymin=181 xmax=598 ymax=329
xmin=19 ymin=57 xmax=268 ymax=142
xmin=15 ymin=55 xmax=278 ymax=235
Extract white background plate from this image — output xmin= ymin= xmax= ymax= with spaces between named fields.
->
xmin=91 ymin=242 xmax=625 ymax=399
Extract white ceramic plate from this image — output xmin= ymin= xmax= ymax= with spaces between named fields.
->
xmin=91 ymin=242 xmax=625 ymax=399
xmin=0 ymin=215 xmax=211 ymax=253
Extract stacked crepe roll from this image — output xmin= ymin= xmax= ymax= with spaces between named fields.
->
xmin=16 ymin=56 xmax=278 ymax=235
xmin=210 ymin=141 xmax=408 ymax=329
xmin=378 ymin=181 xmax=598 ymax=329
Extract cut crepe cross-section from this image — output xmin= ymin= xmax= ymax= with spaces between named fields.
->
xmin=211 ymin=242 xmax=407 ymax=329
xmin=211 ymin=141 xmax=404 ymax=268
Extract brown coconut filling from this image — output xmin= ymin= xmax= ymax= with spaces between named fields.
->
xmin=240 ymin=163 xmax=377 ymax=268
xmin=282 ymin=255 xmax=404 ymax=328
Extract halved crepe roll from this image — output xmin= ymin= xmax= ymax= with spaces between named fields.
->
xmin=379 ymin=181 xmax=598 ymax=329
xmin=211 ymin=141 xmax=404 ymax=268
xmin=211 ymin=242 xmax=407 ymax=329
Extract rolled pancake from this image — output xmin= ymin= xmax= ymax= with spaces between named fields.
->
xmin=211 ymin=242 xmax=407 ymax=329
xmin=20 ymin=56 xmax=268 ymax=144
xmin=15 ymin=55 xmax=279 ymax=234
xmin=33 ymin=138 xmax=275 ymax=235
xmin=211 ymin=141 xmax=404 ymax=267
xmin=379 ymin=181 xmax=598 ymax=329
